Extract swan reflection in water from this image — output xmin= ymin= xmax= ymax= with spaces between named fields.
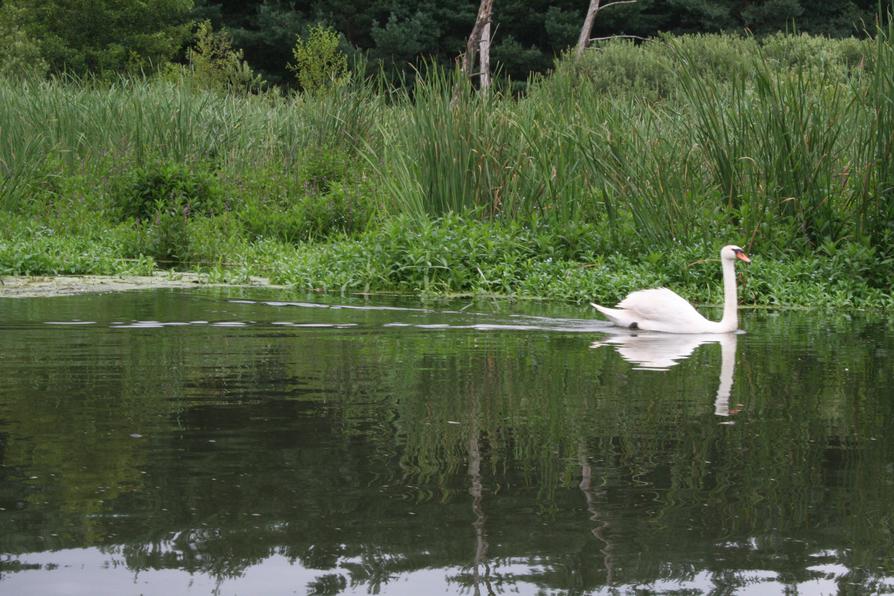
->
xmin=590 ymin=332 xmax=740 ymax=417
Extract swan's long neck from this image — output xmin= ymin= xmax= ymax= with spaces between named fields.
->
xmin=718 ymin=258 xmax=738 ymax=331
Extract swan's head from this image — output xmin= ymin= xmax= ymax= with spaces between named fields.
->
xmin=721 ymin=245 xmax=751 ymax=263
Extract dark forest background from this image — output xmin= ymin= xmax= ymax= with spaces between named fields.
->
xmin=0 ymin=0 xmax=881 ymax=84
xmin=191 ymin=0 xmax=885 ymax=83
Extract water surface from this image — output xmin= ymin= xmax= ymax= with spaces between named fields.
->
xmin=1 ymin=289 xmax=892 ymax=594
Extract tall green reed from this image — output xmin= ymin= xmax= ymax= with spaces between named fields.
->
xmin=851 ymin=10 xmax=894 ymax=250
xmin=575 ymin=101 xmax=717 ymax=246
xmin=368 ymin=67 xmax=524 ymax=219
xmin=0 ymin=74 xmax=385 ymax=210
xmin=678 ymin=44 xmax=851 ymax=248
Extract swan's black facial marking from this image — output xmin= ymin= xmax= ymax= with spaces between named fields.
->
xmin=731 ymin=247 xmax=751 ymax=262
xmin=629 ymin=322 xmax=639 ymax=330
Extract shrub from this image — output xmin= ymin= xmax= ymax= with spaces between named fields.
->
xmin=299 ymin=148 xmax=351 ymax=194
xmin=760 ymin=32 xmax=868 ymax=75
xmin=179 ymin=20 xmax=264 ymax=94
xmin=563 ymin=39 xmax=673 ymax=100
xmin=238 ymin=179 xmax=374 ymax=244
xmin=113 ymin=162 xmax=224 ymax=222
xmin=140 ymin=210 xmax=190 ymax=265
xmin=289 ymin=24 xmax=351 ymax=94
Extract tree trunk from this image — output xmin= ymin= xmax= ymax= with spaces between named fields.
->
xmin=479 ymin=19 xmax=491 ymax=91
xmin=576 ymin=0 xmax=638 ymax=57
xmin=462 ymin=0 xmax=494 ymax=86
xmin=576 ymin=0 xmax=602 ymax=57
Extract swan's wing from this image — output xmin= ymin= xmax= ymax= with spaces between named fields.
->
xmin=617 ymin=288 xmax=704 ymax=322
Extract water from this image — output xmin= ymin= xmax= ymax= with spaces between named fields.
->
xmin=0 ymin=289 xmax=892 ymax=595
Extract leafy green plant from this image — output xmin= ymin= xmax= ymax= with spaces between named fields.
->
xmin=299 ymin=148 xmax=350 ymax=194
xmin=113 ymin=162 xmax=224 ymax=222
xmin=140 ymin=209 xmax=190 ymax=265
xmin=238 ymin=179 xmax=373 ymax=244
xmin=179 ymin=20 xmax=264 ymax=94
xmin=289 ymin=24 xmax=351 ymax=94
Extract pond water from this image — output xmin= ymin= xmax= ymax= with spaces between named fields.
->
xmin=0 ymin=289 xmax=893 ymax=595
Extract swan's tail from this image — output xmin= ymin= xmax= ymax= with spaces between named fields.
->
xmin=591 ymin=303 xmax=636 ymax=329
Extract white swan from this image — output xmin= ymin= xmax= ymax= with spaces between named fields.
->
xmin=591 ymin=245 xmax=750 ymax=334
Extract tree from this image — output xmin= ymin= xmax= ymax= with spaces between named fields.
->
xmin=0 ymin=3 xmax=48 ymax=78
xmin=576 ymin=0 xmax=638 ymax=57
xmin=289 ymin=23 xmax=351 ymax=93
xmin=4 ymin=0 xmax=194 ymax=75
xmin=169 ymin=1 xmax=888 ymax=85
xmin=181 ymin=20 xmax=264 ymax=93
xmin=461 ymin=0 xmax=494 ymax=90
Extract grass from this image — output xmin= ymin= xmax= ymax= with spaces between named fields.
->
xmin=1 ymin=26 xmax=893 ymax=308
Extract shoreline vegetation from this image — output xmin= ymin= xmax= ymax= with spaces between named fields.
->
xmin=2 ymin=28 xmax=894 ymax=309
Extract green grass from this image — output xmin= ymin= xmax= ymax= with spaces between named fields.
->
xmin=1 ymin=27 xmax=893 ymax=308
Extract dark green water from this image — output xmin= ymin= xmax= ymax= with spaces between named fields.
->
xmin=1 ymin=289 xmax=893 ymax=595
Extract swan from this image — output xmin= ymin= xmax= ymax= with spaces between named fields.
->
xmin=591 ymin=245 xmax=750 ymax=334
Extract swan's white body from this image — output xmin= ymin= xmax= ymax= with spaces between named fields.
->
xmin=591 ymin=245 xmax=750 ymax=334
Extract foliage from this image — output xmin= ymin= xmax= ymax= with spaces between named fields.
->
xmin=0 ymin=0 xmax=882 ymax=85
xmin=3 ymin=0 xmax=193 ymax=75
xmin=0 ymin=3 xmax=48 ymax=79
xmin=238 ymin=179 xmax=375 ymax=245
xmin=259 ymin=215 xmax=889 ymax=308
xmin=178 ymin=20 xmax=264 ymax=93
xmin=111 ymin=162 xmax=226 ymax=265
xmin=113 ymin=162 xmax=224 ymax=223
xmin=0 ymin=212 xmax=155 ymax=276
xmin=186 ymin=0 xmax=879 ymax=87
xmin=289 ymin=23 xmax=351 ymax=94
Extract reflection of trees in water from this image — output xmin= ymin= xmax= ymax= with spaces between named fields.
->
xmin=1 ymin=300 xmax=893 ymax=592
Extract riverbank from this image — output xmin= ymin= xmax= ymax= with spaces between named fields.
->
xmin=2 ymin=216 xmax=891 ymax=309
xmin=0 ymin=273 xmax=279 ymax=298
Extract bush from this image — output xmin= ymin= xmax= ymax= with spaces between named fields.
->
xmin=563 ymin=39 xmax=673 ymax=100
xmin=140 ymin=210 xmax=190 ymax=265
xmin=238 ymin=179 xmax=374 ymax=244
xmin=665 ymin=34 xmax=759 ymax=83
xmin=299 ymin=148 xmax=351 ymax=194
xmin=760 ymin=32 xmax=868 ymax=75
xmin=177 ymin=20 xmax=264 ymax=94
xmin=289 ymin=24 xmax=351 ymax=94
xmin=113 ymin=162 xmax=224 ymax=222
xmin=111 ymin=162 xmax=225 ymax=265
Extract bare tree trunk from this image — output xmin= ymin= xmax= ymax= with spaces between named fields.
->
xmin=576 ymin=0 xmax=638 ymax=57
xmin=462 ymin=0 xmax=494 ymax=87
xmin=576 ymin=0 xmax=602 ymax=57
xmin=479 ymin=19 xmax=491 ymax=91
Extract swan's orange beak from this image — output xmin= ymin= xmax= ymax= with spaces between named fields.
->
xmin=734 ymin=249 xmax=751 ymax=263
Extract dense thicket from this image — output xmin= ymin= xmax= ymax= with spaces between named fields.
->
xmin=0 ymin=0 xmax=882 ymax=82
